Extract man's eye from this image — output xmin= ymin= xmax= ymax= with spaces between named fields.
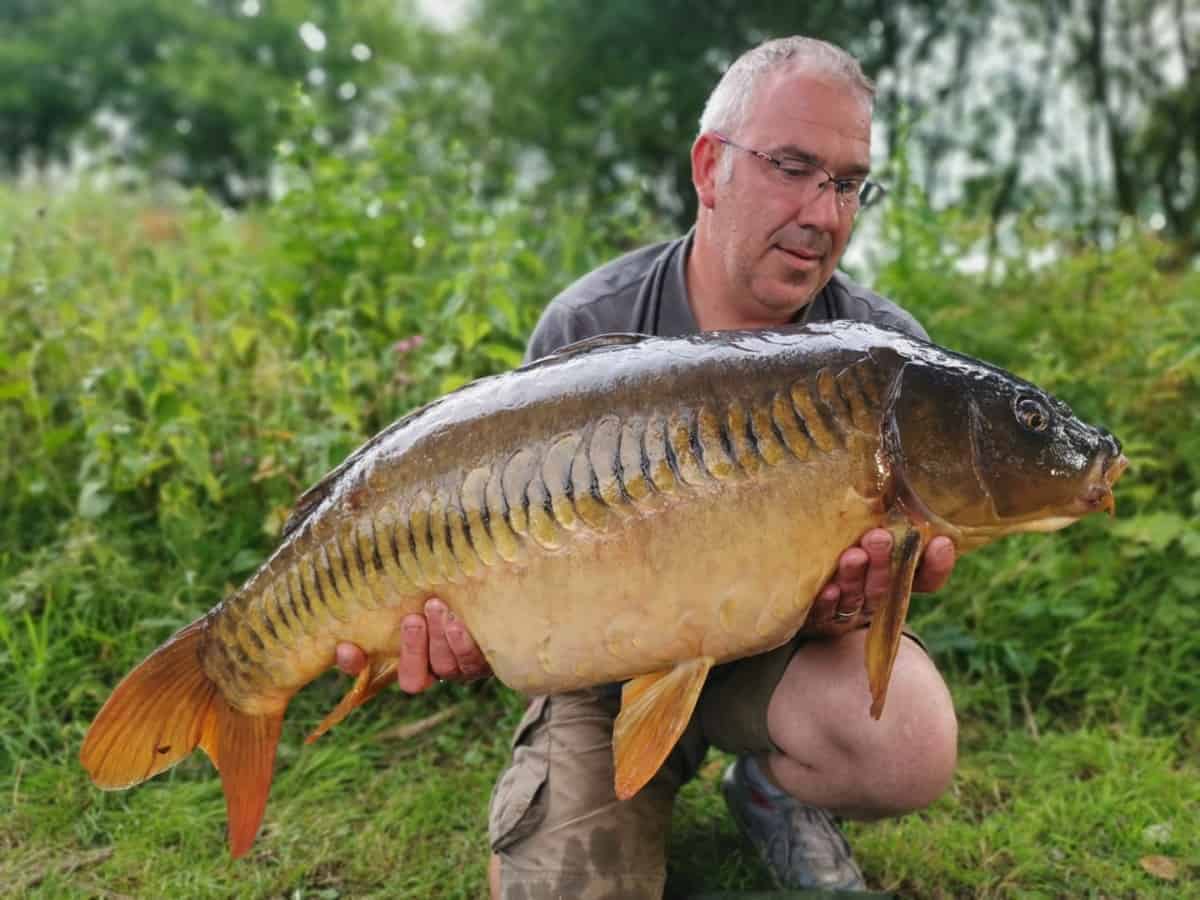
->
xmin=777 ymin=163 xmax=818 ymax=180
xmin=834 ymin=179 xmax=862 ymax=196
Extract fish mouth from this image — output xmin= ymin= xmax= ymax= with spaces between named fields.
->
xmin=978 ymin=450 xmax=1129 ymax=540
xmin=1073 ymin=451 xmax=1129 ymax=518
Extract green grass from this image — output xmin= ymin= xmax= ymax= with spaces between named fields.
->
xmin=1 ymin=180 xmax=1197 ymax=898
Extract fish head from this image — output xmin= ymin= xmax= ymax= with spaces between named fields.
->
xmin=885 ymin=354 xmax=1127 ymax=547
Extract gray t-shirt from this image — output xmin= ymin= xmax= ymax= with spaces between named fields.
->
xmin=525 ymin=230 xmax=928 ymax=361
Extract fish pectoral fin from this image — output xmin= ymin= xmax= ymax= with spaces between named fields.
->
xmin=613 ymin=656 xmax=714 ymax=801
xmin=865 ymin=526 xmax=925 ymax=720
xmin=305 ymin=656 xmax=399 ymax=745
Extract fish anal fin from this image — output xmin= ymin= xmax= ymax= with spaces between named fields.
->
xmin=80 ymin=619 xmax=217 ymax=790
xmin=210 ymin=694 xmax=285 ymax=859
xmin=613 ymin=656 xmax=714 ymax=801
xmin=305 ymin=656 xmax=398 ymax=745
xmin=865 ymin=526 xmax=925 ymax=719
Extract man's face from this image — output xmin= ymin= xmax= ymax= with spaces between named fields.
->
xmin=700 ymin=67 xmax=872 ymax=322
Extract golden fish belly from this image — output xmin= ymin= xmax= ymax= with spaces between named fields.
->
xmin=458 ymin=451 xmax=877 ymax=693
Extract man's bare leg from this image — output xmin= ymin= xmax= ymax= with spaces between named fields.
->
xmin=764 ymin=628 xmax=958 ymax=819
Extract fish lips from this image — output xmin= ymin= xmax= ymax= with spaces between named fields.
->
xmin=1073 ymin=451 xmax=1128 ymax=518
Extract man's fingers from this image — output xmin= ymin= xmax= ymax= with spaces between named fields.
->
xmin=444 ymin=610 xmax=491 ymax=679
xmin=914 ymin=536 xmax=956 ymax=593
xmin=833 ymin=546 xmax=869 ymax=599
xmin=830 ymin=546 xmax=868 ymax=623
xmin=860 ymin=529 xmax=893 ymax=610
xmin=335 ymin=642 xmax=367 ymax=676
xmin=424 ymin=599 xmax=460 ymax=679
xmin=397 ymin=614 xmax=436 ymax=693
xmin=808 ymin=583 xmax=841 ymax=624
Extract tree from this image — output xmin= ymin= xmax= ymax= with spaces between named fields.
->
xmin=460 ymin=0 xmax=1199 ymax=248
xmin=0 ymin=0 xmax=414 ymax=203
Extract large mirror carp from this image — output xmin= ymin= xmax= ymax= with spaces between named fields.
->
xmin=81 ymin=321 xmax=1127 ymax=857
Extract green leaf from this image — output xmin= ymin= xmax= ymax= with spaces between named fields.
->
xmin=230 ymin=324 xmax=257 ymax=360
xmin=230 ymin=548 xmax=264 ymax=574
xmin=481 ymin=344 xmax=524 ymax=369
xmin=438 ymin=373 xmax=471 ymax=394
xmin=1179 ymin=529 xmax=1200 ymax=559
xmin=1112 ymin=513 xmax=1192 ymax=553
xmin=77 ymin=481 xmax=113 ymax=520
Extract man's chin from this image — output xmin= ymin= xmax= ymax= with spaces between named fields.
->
xmin=754 ymin=275 xmax=827 ymax=317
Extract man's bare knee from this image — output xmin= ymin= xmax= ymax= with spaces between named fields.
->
xmin=852 ymin=640 xmax=958 ymax=814
xmin=766 ymin=631 xmax=957 ymax=818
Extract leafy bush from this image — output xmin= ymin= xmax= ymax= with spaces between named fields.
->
xmin=0 ymin=162 xmax=1195 ymax=893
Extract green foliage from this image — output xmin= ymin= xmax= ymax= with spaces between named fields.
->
xmin=266 ymin=96 xmax=663 ymax=427
xmin=0 ymin=0 xmax=415 ymax=202
xmin=0 ymin=174 xmax=1196 ymax=895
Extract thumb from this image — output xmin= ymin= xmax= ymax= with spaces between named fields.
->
xmin=335 ymin=642 xmax=367 ymax=676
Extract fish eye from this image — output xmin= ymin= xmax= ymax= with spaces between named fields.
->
xmin=1015 ymin=397 xmax=1050 ymax=432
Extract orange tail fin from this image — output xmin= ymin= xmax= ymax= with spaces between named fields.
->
xmin=80 ymin=618 xmax=286 ymax=859
xmin=201 ymin=693 xmax=285 ymax=858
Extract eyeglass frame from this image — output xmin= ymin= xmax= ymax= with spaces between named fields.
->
xmin=711 ymin=132 xmax=886 ymax=211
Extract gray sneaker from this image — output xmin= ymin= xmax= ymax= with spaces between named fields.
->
xmin=721 ymin=756 xmax=867 ymax=891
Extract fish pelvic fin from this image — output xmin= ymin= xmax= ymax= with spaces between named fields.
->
xmin=80 ymin=619 xmax=218 ymax=791
xmin=201 ymin=693 xmax=285 ymax=859
xmin=613 ymin=656 xmax=714 ymax=801
xmin=865 ymin=526 xmax=924 ymax=719
xmin=304 ymin=655 xmax=398 ymax=745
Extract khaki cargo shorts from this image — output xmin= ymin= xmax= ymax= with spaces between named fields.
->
xmin=487 ymin=630 xmax=925 ymax=899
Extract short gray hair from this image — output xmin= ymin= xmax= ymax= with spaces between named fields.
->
xmin=699 ymin=37 xmax=875 ymax=179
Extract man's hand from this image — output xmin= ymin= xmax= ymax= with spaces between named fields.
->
xmin=334 ymin=597 xmax=492 ymax=694
xmin=801 ymin=529 xmax=956 ymax=638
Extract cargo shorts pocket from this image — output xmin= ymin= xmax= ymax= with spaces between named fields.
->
xmin=488 ymin=694 xmax=550 ymax=853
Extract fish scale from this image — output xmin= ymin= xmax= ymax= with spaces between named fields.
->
xmin=80 ymin=322 xmax=1126 ymax=858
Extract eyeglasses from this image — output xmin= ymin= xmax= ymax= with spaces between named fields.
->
xmin=713 ymin=133 xmax=885 ymax=212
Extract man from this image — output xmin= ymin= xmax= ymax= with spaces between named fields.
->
xmin=338 ymin=35 xmax=958 ymax=898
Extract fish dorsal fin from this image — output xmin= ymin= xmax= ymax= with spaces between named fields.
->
xmin=864 ymin=525 xmax=926 ymax=718
xmin=613 ymin=656 xmax=714 ymax=800
xmin=281 ymin=406 xmax=431 ymax=539
xmin=554 ymin=332 xmax=649 ymax=354
xmin=517 ymin=332 xmax=651 ymax=373
xmin=304 ymin=655 xmax=399 ymax=744
xmin=282 ymin=467 xmax=348 ymax=539
xmin=284 ymin=334 xmax=649 ymax=538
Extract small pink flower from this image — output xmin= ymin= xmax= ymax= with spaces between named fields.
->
xmin=391 ymin=334 xmax=426 ymax=355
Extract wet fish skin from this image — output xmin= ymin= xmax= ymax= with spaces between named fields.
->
xmin=79 ymin=321 xmax=1126 ymax=857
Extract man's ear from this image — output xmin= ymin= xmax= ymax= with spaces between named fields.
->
xmin=691 ymin=132 xmax=722 ymax=210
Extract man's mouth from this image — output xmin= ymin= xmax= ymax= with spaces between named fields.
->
xmin=775 ymin=244 xmax=824 ymax=264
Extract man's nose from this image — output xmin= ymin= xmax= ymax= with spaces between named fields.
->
xmin=796 ymin=181 xmax=843 ymax=232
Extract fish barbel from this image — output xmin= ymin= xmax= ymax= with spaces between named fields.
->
xmin=80 ymin=322 xmax=1127 ymax=857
